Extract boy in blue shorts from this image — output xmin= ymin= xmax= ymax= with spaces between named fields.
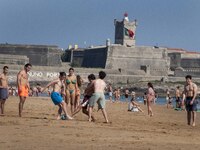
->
xmin=42 ymin=72 xmax=73 ymax=120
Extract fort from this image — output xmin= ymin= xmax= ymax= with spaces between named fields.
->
xmin=1 ymin=14 xmax=200 ymax=86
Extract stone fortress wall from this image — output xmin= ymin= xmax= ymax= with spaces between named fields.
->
xmin=0 ymin=54 xmax=29 ymax=65
xmin=1 ymin=45 xmax=200 ymax=85
xmin=167 ymin=48 xmax=200 ymax=77
xmin=0 ymin=44 xmax=62 ymax=66
xmin=3 ymin=63 xmax=200 ymax=87
xmin=1 ymin=14 xmax=200 ymax=85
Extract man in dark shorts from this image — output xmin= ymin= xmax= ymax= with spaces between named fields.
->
xmin=0 ymin=66 xmax=9 ymax=115
xmin=182 ymin=75 xmax=198 ymax=126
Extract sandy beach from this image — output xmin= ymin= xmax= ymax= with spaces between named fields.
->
xmin=0 ymin=96 xmax=200 ymax=150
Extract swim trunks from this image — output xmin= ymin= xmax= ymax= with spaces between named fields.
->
xmin=185 ymin=97 xmax=197 ymax=111
xmin=89 ymin=92 xmax=106 ymax=109
xmin=0 ymin=88 xmax=8 ymax=100
xmin=51 ymin=92 xmax=64 ymax=105
xmin=18 ymin=86 xmax=29 ymax=97
xmin=81 ymin=95 xmax=91 ymax=108
xmin=176 ymin=97 xmax=180 ymax=102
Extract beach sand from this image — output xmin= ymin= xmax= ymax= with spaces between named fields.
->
xmin=0 ymin=96 xmax=200 ymax=150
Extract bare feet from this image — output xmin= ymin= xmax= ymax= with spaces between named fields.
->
xmin=56 ymin=115 xmax=61 ymax=120
xmin=192 ymin=122 xmax=196 ymax=127
xmin=91 ymin=117 xmax=96 ymax=122
xmin=103 ymin=121 xmax=109 ymax=123
xmin=66 ymin=115 xmax=73 ymax=120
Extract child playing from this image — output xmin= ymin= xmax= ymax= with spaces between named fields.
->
xmin=88 ymin=71 xmax=109 ymax=123
xmin=72 ymin=74 xmax=96 ymax=121
xmin=41 ymin=72 xmax=73 ymax=120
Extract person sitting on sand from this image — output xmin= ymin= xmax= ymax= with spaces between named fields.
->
xmin=41 ymin=72 xmax=72 ymax=120
xmin=88 ymin=71 xmax=109 ymax=123
xmin=72 ymin=74 xmax=96 ymax=121
xmin=128 ymin=91 xmax=143 ymax=112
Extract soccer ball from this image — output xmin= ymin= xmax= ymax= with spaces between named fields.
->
xmin=61 ymin=114 xmax=67 ymax=120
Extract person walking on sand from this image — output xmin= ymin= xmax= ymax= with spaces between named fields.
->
xmin=17 ymin=63 xmax=32 ymax=117
xmin=182 ymin=75 xmax=198 ymax=126
xmin=147 ymin=82 xmax=155 ymax=117
xmin=88 ymin=71 xmax=109 ymax=123
xmin=42 ymin=72 xmax=73 ymax=120
xmin=0 ymin=66 xmax=9 ymax=115
xmin=65 ymin=68 xmax=78 ymax=114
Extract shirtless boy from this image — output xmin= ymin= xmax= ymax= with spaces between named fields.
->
xmin=42 ymin=72 xmax=72 ymax=120
xmin=88 ymin=71 xmax=109 ymax=123
xmin=0 ymin=66 xmax=9 ymax=115
xmin=182 ymin=75 xmax=198 ymax=126
xmin=17 ymin=63 xmax=32 ymax=117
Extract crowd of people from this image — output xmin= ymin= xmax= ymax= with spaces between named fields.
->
xmin=0 ymin=64 xmax=198 ymax=126
xmin=0 ymin=64 xmax=109 ymax=123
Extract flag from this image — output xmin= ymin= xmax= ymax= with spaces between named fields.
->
xmin=124 ymin=28 xmax=134 ymax=38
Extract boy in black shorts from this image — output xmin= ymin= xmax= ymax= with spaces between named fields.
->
xmin=72 ymin=74 xmax=96 ymax=121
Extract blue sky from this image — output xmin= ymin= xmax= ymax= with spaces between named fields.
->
xmin=0 ymin=0 xmax=200 ymax=51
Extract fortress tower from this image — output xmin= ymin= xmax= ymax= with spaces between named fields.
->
xmin=114 ymin=13 xmax=137 ymax=46
xmin=70 ymin=14 xmax=170 ymax=77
